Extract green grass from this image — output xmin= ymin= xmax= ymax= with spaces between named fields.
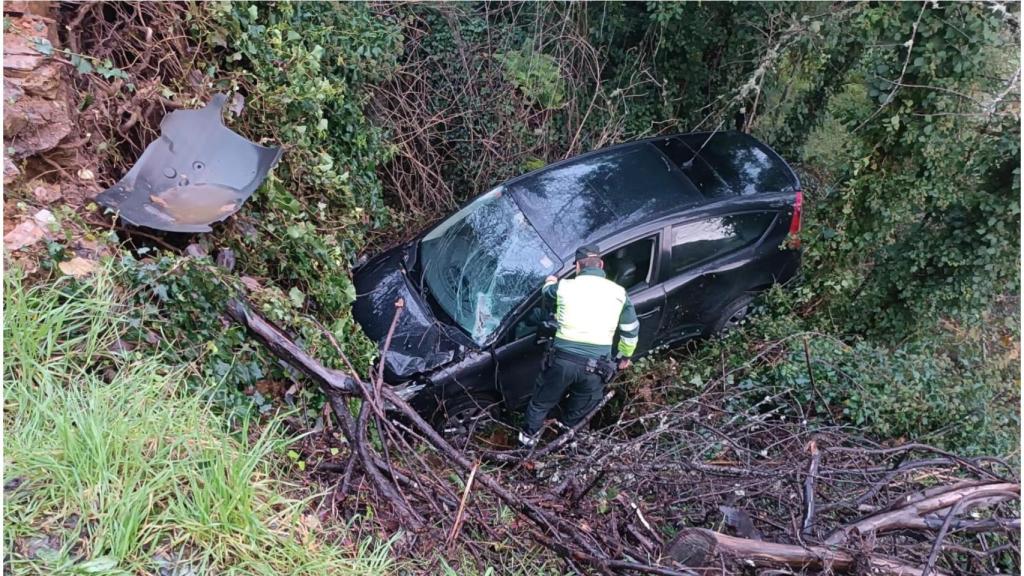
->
xmin=3 ymin=268 xmax=393 ymax=575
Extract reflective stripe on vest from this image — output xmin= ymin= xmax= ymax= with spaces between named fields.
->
xmin=555 ymin=275 xmax=626 ymax=346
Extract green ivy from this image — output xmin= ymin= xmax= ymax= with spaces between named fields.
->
xmin=195 ymin=2 xmax=400 ymax=358
xmin=106 ymin=3 xmax=402 ymax=410
xmin=797 ymin=2 xmax=1020 ymax=338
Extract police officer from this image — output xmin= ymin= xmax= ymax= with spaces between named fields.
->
xmin=519 ymin=244 xmax=640 ymax=447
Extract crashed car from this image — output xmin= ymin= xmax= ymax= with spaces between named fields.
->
xmin=352 ymin=131 xmax=802 ymax=433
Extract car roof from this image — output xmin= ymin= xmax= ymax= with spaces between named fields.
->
xmin=507 ymin=143 xmax=703 ymax=258
xmin=507 ymin=131 xmax=797 ymax=260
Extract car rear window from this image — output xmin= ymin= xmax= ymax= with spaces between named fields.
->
xmin=653 ymin=138 xmax=732 ymax=198
xmin=655 ymin=133 xmax=797 ymax=198
xmin=670 ymin=211 xmax=777 ymax=271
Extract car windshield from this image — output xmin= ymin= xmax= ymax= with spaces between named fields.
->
xmin=420 ymin=187 xmax=559 ymax=345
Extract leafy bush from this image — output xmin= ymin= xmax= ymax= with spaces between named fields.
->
xmin=793 ymin=2 xmax=1020 ymax=337
xmin=667 ymin=291 xmax=1020 ymax=457
xmin=587 ymin=2 xmax=1019 ymax=339
xmin=96 ymin=2 xmax=403 ymax=407
xmin=193 ymin=1 xmax=402 ymax=348
xmin=496 ymin=41 xmax=566 ymax=109
xmin=116 ymin=249 xmax=367 ymax=420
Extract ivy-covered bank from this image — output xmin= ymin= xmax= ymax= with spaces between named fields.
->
xmin=103 ymin=3 xmax=1020 ymax=449
xmin=117 ymin=3 xmax=404 ymax=414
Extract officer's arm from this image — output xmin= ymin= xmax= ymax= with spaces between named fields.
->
xmin=616 ymin=295 xmax=640 ymax=358
xmin=541 ymin=276 xmax=559 ymax=301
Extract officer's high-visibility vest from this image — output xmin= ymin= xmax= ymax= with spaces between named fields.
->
xmin=554 ymin=275 xmax=626 ymax=347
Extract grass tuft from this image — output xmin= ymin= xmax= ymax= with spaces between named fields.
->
xmin=3 ymin=268 xmax=392 ymax=575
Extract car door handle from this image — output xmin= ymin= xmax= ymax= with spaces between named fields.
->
xmin=637 ymin=307 xmax=661 ymax=319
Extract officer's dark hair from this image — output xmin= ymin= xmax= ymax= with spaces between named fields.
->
xmin=578 ymin=256 xmax=604 ymax=269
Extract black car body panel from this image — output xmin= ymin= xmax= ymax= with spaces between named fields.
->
xmin=654 ymin=132 xmax=799 ymax=198
xmin=351 ymin=130 xmax=802 ymax=423
xmin=350 ymin=245 xmax=468 ymax=381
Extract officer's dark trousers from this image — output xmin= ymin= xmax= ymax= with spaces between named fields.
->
xmin=523 ymin=355 xmax=604 ymax=436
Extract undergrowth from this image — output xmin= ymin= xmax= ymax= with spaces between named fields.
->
xmin=638 ymin=288 xmax=1021 ymax=458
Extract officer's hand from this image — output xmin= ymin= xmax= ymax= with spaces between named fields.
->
xmin=618 ymin=358 xmax=632 ymax=370
xmin=545 ymin=275 xmax=558 ymax=284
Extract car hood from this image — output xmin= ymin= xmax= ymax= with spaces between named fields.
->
xmin=351 ymin=246 xmax=463 ymax=381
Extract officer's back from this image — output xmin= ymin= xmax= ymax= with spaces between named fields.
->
xmin=519 ymin=244 xmax=639 ymax=447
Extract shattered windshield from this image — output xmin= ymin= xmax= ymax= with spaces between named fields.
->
xmin=420 ymin=187 xmax=559 ymax=345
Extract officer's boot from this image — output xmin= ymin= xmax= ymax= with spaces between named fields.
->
xmin=518 ymin=430 xmax=539 ymax=448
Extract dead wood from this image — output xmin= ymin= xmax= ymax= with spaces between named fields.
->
xmin=824 ymin=482 xmax=1020 ymax=546
xmin=226 ymin=300 xmax=357 ymax=394
xmin=226 ymin=296 xmax=1020 ymax=575
xmin=801 ymin=438 xmax=820 ymax=536
xmin=667 ymin=527 xmax=952 ymax=576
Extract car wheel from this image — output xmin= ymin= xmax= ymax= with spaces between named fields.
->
xmin=709 ymin=293 xmax=757 ymax=336
xmin=434 ymin=391 xmax=501 ymax=442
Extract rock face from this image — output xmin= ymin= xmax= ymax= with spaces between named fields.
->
xmin=3 ymin=2 xmax=74 ymax=179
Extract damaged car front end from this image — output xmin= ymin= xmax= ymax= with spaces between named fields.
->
xmin=352 ymin=186 xmax=561 ymax=423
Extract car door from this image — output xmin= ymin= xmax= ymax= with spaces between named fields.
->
xmin=493 ymin=233 xmax=666 ymax=410
xmin=655 ymin=210 xmax=781 ymax=345
xmin=491 ymin=297 xmax=552 ymax=410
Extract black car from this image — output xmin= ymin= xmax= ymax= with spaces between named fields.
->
xmin=352 ymin=131 xmax=802 ymax=432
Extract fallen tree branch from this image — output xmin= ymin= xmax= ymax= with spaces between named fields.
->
xmin=921 ymin=490 xmax=1021 ymax=576
xmin=226 ymin=300 xmax=357 ymax=394
xmin=667 ymin=527 xmax=951 ymax=576
xmin=825 ymin=443 xmax=1010 ymax=482
xmin=824 ymin=482 xmax=1020 ymax=546
xmin=901 ymin=516 xmax=1020 ymax=534
xmin=801 ymin=438 xmax=820 ymax=537
xmin=446 ymin=461 xmax=479 ymax=548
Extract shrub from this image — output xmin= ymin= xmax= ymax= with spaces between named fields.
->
xmin=193 ymin=1 xmax=402 ymax=350
xmin=101 ymin=2 xmax=404 ymax=407
xmin=667 ymin=291 xmax=1020 ymax=457
xmin=496 ymin=41 xmax=566 ymax=109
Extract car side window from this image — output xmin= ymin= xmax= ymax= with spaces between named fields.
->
xmin=671 ymin=212 xmax=776 ymax=271
xmin=602 ymin=236 xmax=657 ymax=292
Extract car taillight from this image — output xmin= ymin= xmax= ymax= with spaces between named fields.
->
xmin=788 ymin=190 xmax=803 ymax=248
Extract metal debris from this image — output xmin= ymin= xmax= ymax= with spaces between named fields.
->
xmin=96 ymin=93 xmax=282 ymax=233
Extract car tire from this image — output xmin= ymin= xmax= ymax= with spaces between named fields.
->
xmin=709 ymin=293 xmax=757 ymax=336
xmin=433 ymin=391 xmax=501 ymax=441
